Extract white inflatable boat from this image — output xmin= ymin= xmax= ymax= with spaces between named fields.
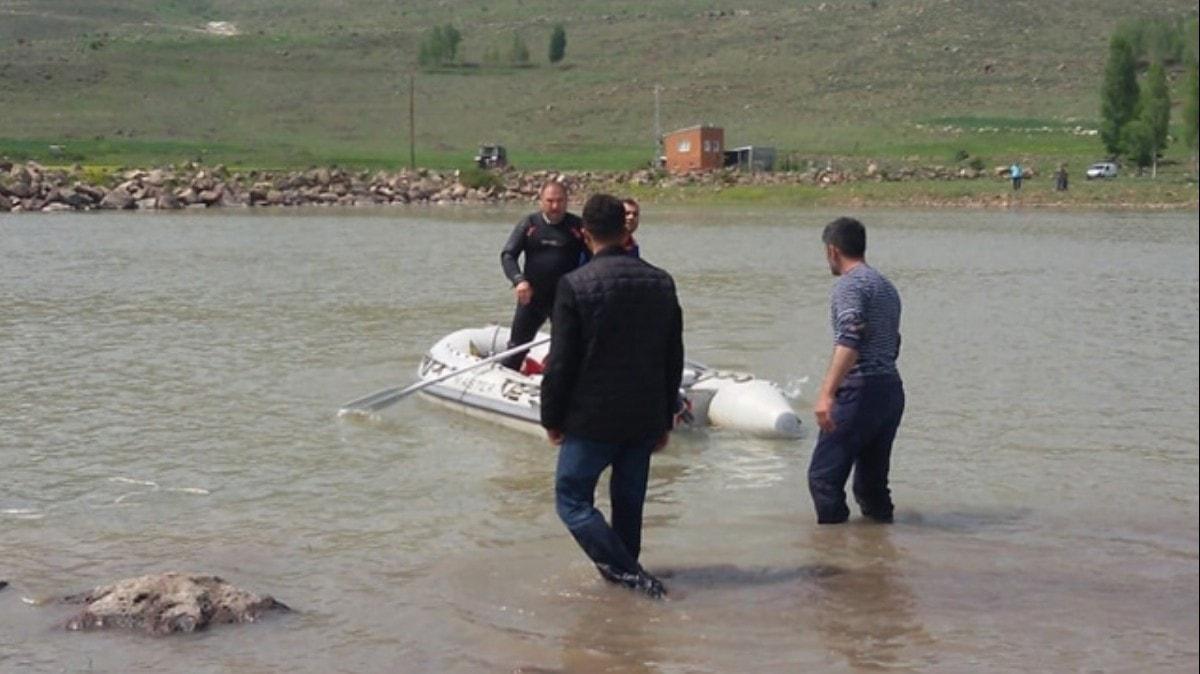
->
xmin=415 ymin=326 xmax=803 ymax=439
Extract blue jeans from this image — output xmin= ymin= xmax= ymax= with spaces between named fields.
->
xmin=808 ymin=377 xmax=905 ymax=524
xmin=555 ymin=433 xmax=657 ymax=578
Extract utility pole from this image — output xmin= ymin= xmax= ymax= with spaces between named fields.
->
xmin=409 ymin=73 xmax=416 ymax=170
xmin=653 ymin=84 xmax=662 ymax=168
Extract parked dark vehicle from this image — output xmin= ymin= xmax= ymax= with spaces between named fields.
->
xmin=474 ymin=144 xmax=508 ymax=169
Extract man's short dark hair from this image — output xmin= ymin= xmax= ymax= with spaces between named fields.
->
xmin=822 ymin=217 xmax=866 ymax=258
xmin=539 ymin=180 xmax=567 ymax=197
xmin=582 ymin=194 xmax=626 ymax=242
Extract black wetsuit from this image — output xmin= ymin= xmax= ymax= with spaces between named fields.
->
xmin=499 ymin=211 xmax=588 ymax=369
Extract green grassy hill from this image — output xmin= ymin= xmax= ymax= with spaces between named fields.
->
xmin=1 ymin=0 xmax=1196 ymax=171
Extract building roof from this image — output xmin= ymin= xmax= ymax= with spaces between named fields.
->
xmin=664 ymin=124 xmax=723 ymax=135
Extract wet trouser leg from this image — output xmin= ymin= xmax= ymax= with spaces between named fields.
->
xmin=609 ymin=436 xmax=655 ymax=562
xmin=808 ymin=378 xmax=905 ymax=524
xmin=851 ymin=381 xmax=905 ymax=522
xmin=501 ymin=300 xmax=551 ymax=370
xmin=555 ymin=434 xmax=655 ymax=578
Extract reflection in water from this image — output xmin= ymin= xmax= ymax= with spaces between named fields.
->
xmin=807 ymin=525 xmax=934 ymax=670
xmin=896 ymin=507 xmax=1030 ymax=534
xmin=556 ymin=594 xmax=665 ymax=674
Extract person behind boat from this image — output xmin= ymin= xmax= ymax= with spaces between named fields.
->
xmin=499 ymin=180 xmax=588 ymax=371
xmin=622 ymin=197 xmax=641 ymax=257
xmin=809 ymin=216 xmax=905 ymax=524
xmin=541 ymin=193 xmax=684 ymax=599
xmin=1010 ymin=162 xmax=1023 ymax=191
xmin=619 ymin=196 xmax=691 ymax=425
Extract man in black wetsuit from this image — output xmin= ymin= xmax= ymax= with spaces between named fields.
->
xmin=499 ymin=181 xmax=588 ymax=370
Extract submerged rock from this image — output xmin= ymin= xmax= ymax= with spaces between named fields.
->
xmin=62 ymin=572 xmax=289 ymax=635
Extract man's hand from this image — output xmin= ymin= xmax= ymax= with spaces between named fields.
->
xmin=652 ymin=431 xmax=670 ymax=453
xmin=814 ymin=345 xmax=856 ymax=434
xmin=814 ymin=391 xmax=836 ymax=433
xmin=514 ymin=280 xmax=533 ymax=306
xmin=546 ymin=428 xmax=564 ymax=446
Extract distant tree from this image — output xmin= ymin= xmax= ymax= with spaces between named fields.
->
xmin=509 ymin=32 xmax=530 ymax=66
xmin=1140 ymin=62 xmax=1171 ymax=176
xmin=548 ymin=24 xmax=567 ymax=63
xmin=417 ymin=24 xmax=462 ymax=67
xmin=442 ymin=25 xmax=462 ymax=61
xmin=1100 ymin=36 xmax=1140 ymax=157
xmin=1121 ymin=119 xmax=1156 ymax=172
xmin=1112 ymin=16 xmax=1195 ymax=66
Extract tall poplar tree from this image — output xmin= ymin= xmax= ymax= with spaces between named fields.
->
xmin=1100 ymin=36 xmax=1140 ymax=156
xmin=1140 ymin=62 xmax=1171 ymax=176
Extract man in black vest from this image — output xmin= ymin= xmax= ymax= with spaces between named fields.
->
xmin=499 ymin=181 xmax=588 ymax=370
xmin=540 ymin=193 xmax=684 ymax=599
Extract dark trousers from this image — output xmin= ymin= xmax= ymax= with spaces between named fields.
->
xmin=808 ymin=377 xmax=905 ymax=524
xmin=501 ymin=299 xmax=552 ymax=370
xmin=555 ymin=433 xmax=656 ymax=578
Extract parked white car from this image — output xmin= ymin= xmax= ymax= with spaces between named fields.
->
xmin=1086 ymin=162 xmax=1119 ymax=179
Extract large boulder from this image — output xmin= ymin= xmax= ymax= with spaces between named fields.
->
xmin=7 ymin=180 xmax=35 ymax=199
xmin=63 ymin=572 xmax=289 ymax=636
xmin=99 ymin=187 xmax=136 ymax=210
xmin=156 ymin=192 xmax=183 ymax=209
xmin=74 ymin=183 xmax=106 ymax=203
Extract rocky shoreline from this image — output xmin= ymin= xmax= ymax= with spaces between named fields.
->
xmin=0 ymin=159 xmax=1051 ymax=213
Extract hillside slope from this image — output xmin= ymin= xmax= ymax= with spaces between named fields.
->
xmin=1 ymin=0 xmax=1196 ymax=168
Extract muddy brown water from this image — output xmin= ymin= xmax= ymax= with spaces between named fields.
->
xmin=2 ymin=206 xmax=1196 ymax=672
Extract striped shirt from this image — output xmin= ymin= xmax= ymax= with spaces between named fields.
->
xmin=830 ymin=263 xmax=902 ymax=381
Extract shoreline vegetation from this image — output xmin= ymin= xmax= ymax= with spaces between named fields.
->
xmin=1 ymin=159 xmax=1196 ymax=214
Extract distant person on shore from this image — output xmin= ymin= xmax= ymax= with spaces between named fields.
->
xmin=1054 ymin=164 xmax=1069 ymax=191
xmin=1010 ymin=162 xmax=1023 ymax=191
xmin=622 ymin=198 xmax=641 ymax=257
xmin=541 ymin=193 xmax=684 ymax=599
xmin=809 ymin=217 xmax=905 ymax=524
xmin=499 ymin=181 xmax=588 ymax=371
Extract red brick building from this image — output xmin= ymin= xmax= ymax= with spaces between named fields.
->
xmin=663 ymin=125 xmax=724 ymax=174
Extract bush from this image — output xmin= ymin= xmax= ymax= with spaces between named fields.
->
xmin=459 ymin=167 xmax=503 ymax=190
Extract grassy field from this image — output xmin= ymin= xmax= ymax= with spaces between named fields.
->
xmin=1 ymin=0 xmax=1197 ymax=180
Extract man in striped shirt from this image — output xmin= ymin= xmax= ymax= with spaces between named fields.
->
xmin=809 ymin=217 xmax=905 ymax=524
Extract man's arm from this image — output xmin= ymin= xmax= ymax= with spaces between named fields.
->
xmin=540 ymin=279 xmax=581 ymax=441
xmin=500 ymin=218 xmax=529 ymax=286
xmin=814 ymin=345 xmax=858 ymax=433
xmin=816 ymin=279 xmax=866 ymax=432
xmin=663 ymin=299 xmax=684 ymax=429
